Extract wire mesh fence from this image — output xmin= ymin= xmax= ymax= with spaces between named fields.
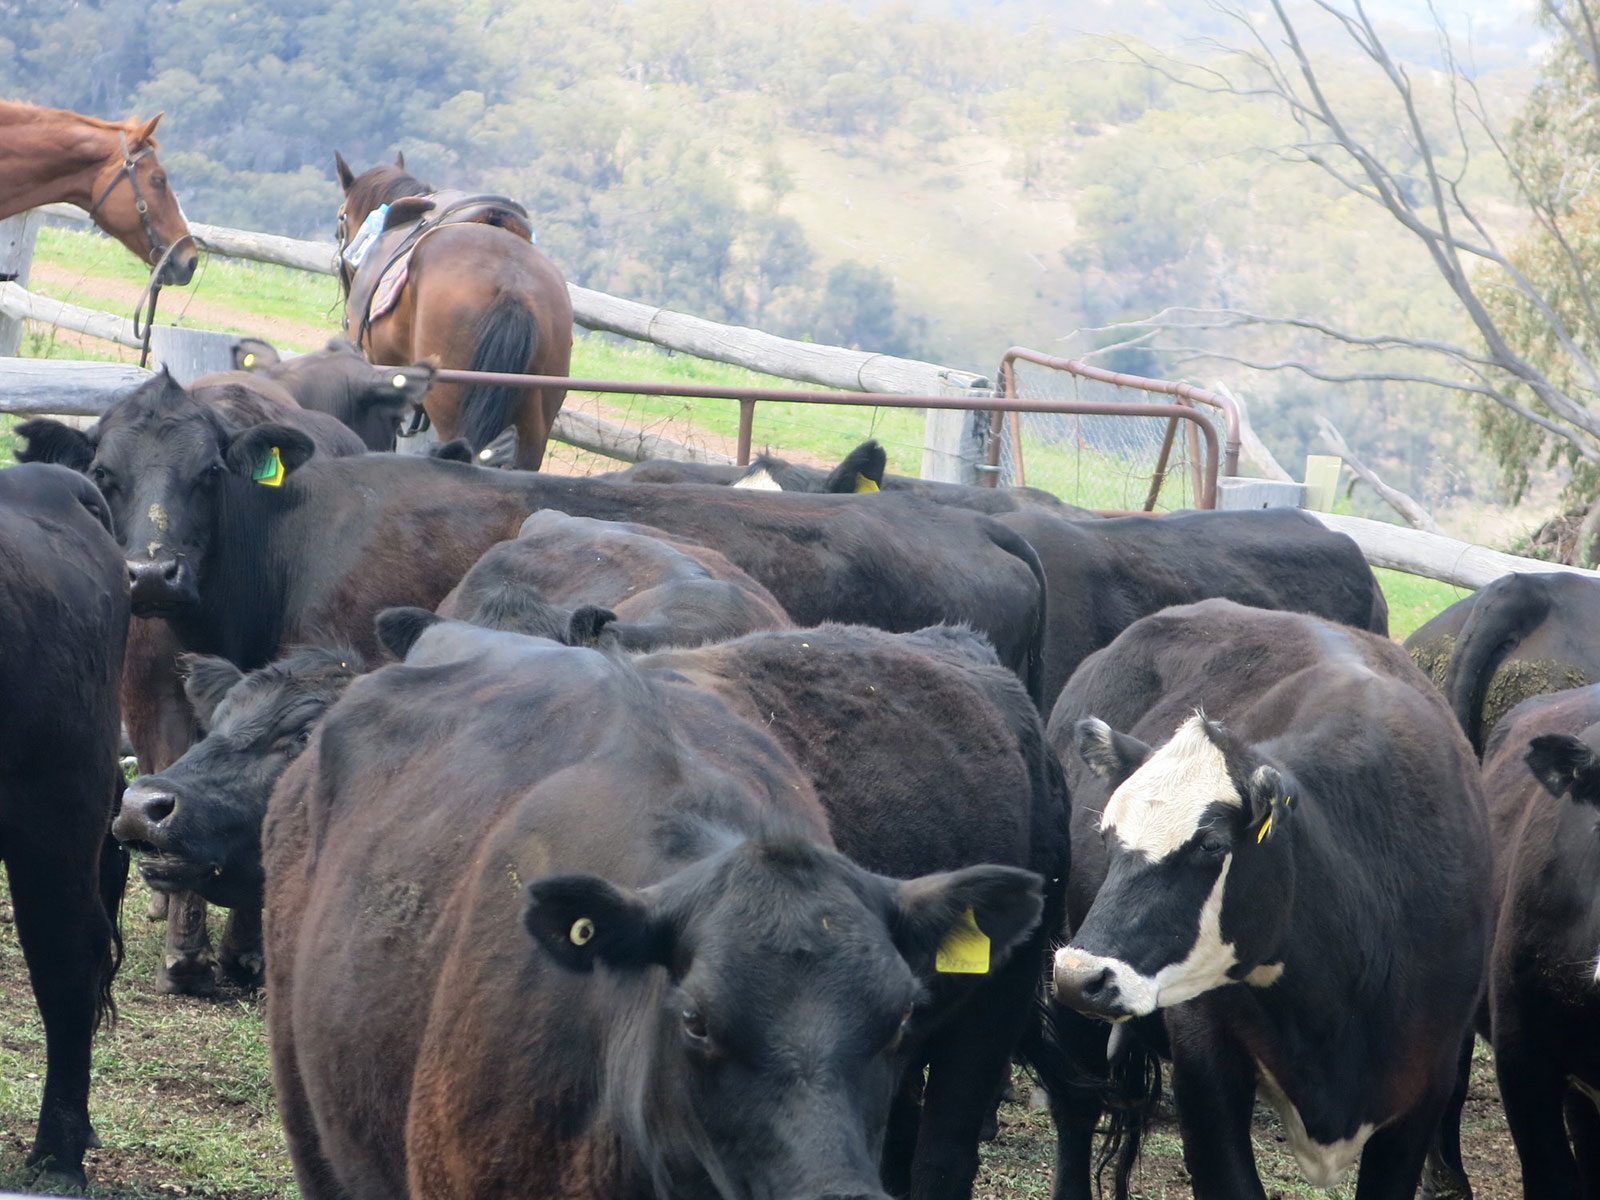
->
xmin=995 ymin=356 xmax=1204 ymax=512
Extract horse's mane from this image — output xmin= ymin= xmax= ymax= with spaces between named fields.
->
xmin=0 ymin=100 xmax=157 ymax=145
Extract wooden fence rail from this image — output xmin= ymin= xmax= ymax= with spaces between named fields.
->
xmin=34 ymin=203 xmax=985 ymax=396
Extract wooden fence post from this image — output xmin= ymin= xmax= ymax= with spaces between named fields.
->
xmin=0 ymin=212 xmax=44 ymax=356
xmin=920 ymin=384 xmax=989 ymax=485
xmin=147 ymin=326 xmax=242 ymax=385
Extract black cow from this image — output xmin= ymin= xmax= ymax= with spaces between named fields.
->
xmin=0 ymin=463 xmax=130 ymax=1189
xmin=1476 ymin=685 xmax=1600 ymax=1199
xmin=115 ymin=614 xmax=1071 ymax=1200
xmin=190 ymin=369 xmax=368 ymax=459
xmin=608 ymin=437 xmax=1079 ymax=515
xmin=263 ymin=621 xmax=1044 ymax=1199
xmin=437 ymin=510 xmax=792 ymax=650
xmin=1046 ymin=600 xmax=1491 ymax=1200
xmin=999 ymin=506 xmax=1390 ymax=713
xmin=16 ymin=379 xmax=1047 ymax=698
xmin=1405 ymin=570 xmax=1600 ymax=755
xmin=232 ymin=335 xmax=434 ymax=451
xmin=113 ymin=646 xmax=363 ymax=985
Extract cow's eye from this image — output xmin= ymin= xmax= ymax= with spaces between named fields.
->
xmin=89 ymin=464 xmax=113 ymax=488
xmin=1199 ymin=831 xmax=1230 ymax=857
xmin=681 ymin=1008 xmax=709 ymax=1044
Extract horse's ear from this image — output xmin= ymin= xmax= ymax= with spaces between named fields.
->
xmin=131 ymin=112 xmax=163 ymax=146
xmin=335 ymin=151 xmax=355 ymax=192
xmin=395 ymin=150 xmax=406 ymax=169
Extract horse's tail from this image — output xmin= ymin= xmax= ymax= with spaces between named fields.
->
xmin=461 ymin=292 xmax=539 ymax=455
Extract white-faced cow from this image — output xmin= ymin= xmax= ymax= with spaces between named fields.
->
xmin=264 ymin=622 xmax=1044 ymax=1200
xmin=1476 ymin=683 xmax=1600 ymax=1199
xmin=1046 ymin=599 xmax=1491 ymax=1200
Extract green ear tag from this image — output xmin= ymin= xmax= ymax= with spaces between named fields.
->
xmin=935 ymin=906 xmax=991 ymax=975
xmin=253 ymin=446 xmax=286 ymax=488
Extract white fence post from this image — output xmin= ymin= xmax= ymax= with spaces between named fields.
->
xmin=921 ymin=383 xmax=989 ymax=485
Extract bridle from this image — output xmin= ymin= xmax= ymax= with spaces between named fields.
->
xmin=88 ymin=132 xmax=174 ymax=266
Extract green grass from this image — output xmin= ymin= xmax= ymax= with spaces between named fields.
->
xmin=1376 ymin=567 xmax=1468 ymax=641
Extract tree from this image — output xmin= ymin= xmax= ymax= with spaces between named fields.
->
xmin=1089 ymin=1 xmax=1600 ymax=557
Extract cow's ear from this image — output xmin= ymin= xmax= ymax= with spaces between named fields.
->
xmin=1074 ymin=718 xmax=1153 ymax=787
xmin=429 ymin=439 xmax=474 ymax=463
xmin=180 ymin=653 xmax=244 ymax=728
xmin=1244 ymin=763 xmax=1295 ymax=844
xmin=375 ymin=606 xmax=443 ymax=660
xmin=15 ymin=418 xmax=95 ymax=471
xmin=382 ymin=362 xmax=434 ymax=405
xmin=1526 ymin=734 xmax=1600 ymax=805
xmin=824 ymin=439 xmax=888 ymax=494
xmin=334 ymin=150 xmax=355 ymax=192
xmin=224 ymin=425 xmax=315 ymax=482
xmin=525 ymin=875 xmax=672 ymax=973
xmin=395 ymin=150 xmax=406 ymax=169
xmin=566 ymin=606 xmax=617 ymax=647
xmin=232 ymin=337 xmax=279 ymax=371
xmin=891 ymin=864 xmax=1043 ymax=979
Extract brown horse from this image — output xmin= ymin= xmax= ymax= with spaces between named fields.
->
xmin=334 ymin=153 xmax=572 ymax=470
xmin=0 ymin=101 xmax=198 ymax=285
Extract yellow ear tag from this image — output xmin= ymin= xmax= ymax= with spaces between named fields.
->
xmin=1256 ymin=812 xmax=1273 ymax=844
xmin=854 ymin=475 xmax=880 ymax=493
xmin=241 ymin=352 xmax=257 ymax=368
xmin=935 ymin=906 xmax=990 ymax=974
xmin=252 ymin=446 xmax=286 ymax=487
xmin=569 ymin=917 xmax=596 ymax=946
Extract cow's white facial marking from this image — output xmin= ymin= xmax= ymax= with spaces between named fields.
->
xmin=1101 ymin=714 xmax=1240 ymax=859
xmin=1256 ymin=1063 xmax=1374 ymax=1186
xmin=1054 ymin=859 xmax=1242 ymax=1017
xmin=148 ymin=503 xmax=169 ymax=533
xmin=732 ymin=466 xmax=782 ymax=491
xmin=1244 ymin=961 xmax=1284 ymax=988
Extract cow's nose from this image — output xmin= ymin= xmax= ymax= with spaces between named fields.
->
xmin=114 ymin=781 xmax=178 ymax=843
xmin=127 ymin=558 xmax=179 ymax=586
xmin=1052 ymin=952 xmax=1130 ymax=1020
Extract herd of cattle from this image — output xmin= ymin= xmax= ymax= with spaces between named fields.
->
xmin=1 ymin=346 xmax=1597 ymax=1200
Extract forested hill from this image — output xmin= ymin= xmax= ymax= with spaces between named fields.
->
xmin=0 ymin=1 xmax=1548 ymax=506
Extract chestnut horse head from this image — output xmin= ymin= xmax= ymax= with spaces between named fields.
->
xmin=85 ymin=113 xmax=198 ymax=285
xmin=333 ymin=151 xmax=427 ymax=293
xmin=0 ymin=102 xmax=198 ymax=285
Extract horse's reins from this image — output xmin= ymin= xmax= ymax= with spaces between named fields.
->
xmin=89 ymin=131 xmax=197 ymax=368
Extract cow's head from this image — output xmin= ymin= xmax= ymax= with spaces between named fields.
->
xmin=15 ymin=373 xmax=315 ymax=614
xmin=241 ymin=337 xmax=433 ymax=452
xmin=1052 ymin=713 xmax=1296 ymax=1021
xmin=526 ymin=840 xmax=1042 ymax=1198
xmin=113 ymin=646 xmax=362 ymax=906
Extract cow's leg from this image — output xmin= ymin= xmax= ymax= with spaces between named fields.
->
xmin=1495 ymin=1039 xmax=1582 ymax=1200
xmin=1420 ymin=1031 xmax=1476 ymax=1200
xmin=1167 ymin=1025 xmax=1266 ymax=1200
xmin=1044 ymin=1009 xmax=1108 ymax=1200
xmin=218 ymin=902 xmax=265 ymax=989
xmin=1354 ymin=1084 xmax=1453 ymax=1200
xmin=1565 ymin=1088 xmax=1600 ymax=1200
xmin=909 ymin=969 xmax=1034 ymax=1200
xmin=157 ymin=889 xmax=216 ymax=995
xmin=6 ymin=816 xmax=114 ymax=1190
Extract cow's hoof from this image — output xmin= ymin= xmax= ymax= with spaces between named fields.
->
xmin=145 ymin=890 xmax=169 ymax=921
xmin=156 ymin=957 xmax=217 ymax=996
xmin=26 ymin=1155 xmax=87 ymax=1195
xmin=220 ymin=949 xmax=265 ymax=990
xmin=1420 ymin=1168 xmax=1473 ymax=1200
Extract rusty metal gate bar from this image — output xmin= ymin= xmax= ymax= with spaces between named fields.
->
xmin=996 ymin=347 xmax=1241 ymax=510
xmin=432 ymin=367 xmax=1222 ymax=508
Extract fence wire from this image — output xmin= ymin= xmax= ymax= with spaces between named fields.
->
xmin=996 ymin=359 xmax=1200 ymax=512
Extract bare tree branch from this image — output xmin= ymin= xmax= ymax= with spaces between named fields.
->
xmin=1315 ymin=414 xmax=1443 ymax=532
